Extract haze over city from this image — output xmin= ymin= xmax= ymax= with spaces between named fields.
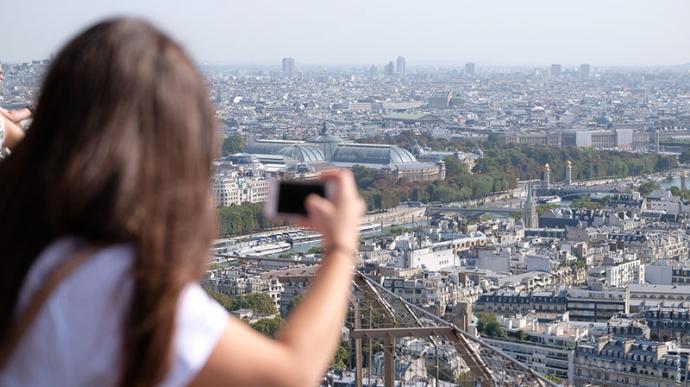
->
xmin=2 ymin=0 xmax=690 ymax=66
xmin=4 ymin=2 xmax=690 ymax=386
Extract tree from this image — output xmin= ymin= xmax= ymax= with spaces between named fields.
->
xmin=251 ymin=317 xmax=283 ymax=338
xmin=205 ymin=290 xmax=278 ymax=314
xmin=544 ymin=373 xmax=561 ymax=383
xmin=515 ymin=329 xmax=527 ymax=341
xmin=637 ymin=180 xmax=659 ymax=197
xmin=348 ymin=136 xmax=677 ymax=211
xmin=222 ymin=133 xmax=245 ymax=156
xmin=475 ymin=312 xmax=505 ymax=338
xmin=571 ymin=196 xmax=600 ymax=210
xmin=217 ymin=203 xmax=285 ymax=235
xmin=455 ymin=371 xmax=474 ymax=386
xmin=205 ymin=288 xmax=233 ymax=310
xmin=332 ymin=343 xmax=350 ymax=369
xmin=306 ymin=246 xmax=322 ymax=255
xmin=537 ymin=204 xmax=558 ymax=214
xmin=230 ymin=293 xmax=277 ymax=314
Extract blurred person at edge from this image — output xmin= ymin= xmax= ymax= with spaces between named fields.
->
xmin=0 ymin=64 xmax=27 ymax=154
xmin=0 ymin=18 xmax=365 ymax=387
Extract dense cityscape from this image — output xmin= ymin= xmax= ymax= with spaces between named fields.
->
xmin=4 ymin=56 xmax=690 ymax=386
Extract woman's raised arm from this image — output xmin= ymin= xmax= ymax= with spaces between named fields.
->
xmin=191 ymin=169 xmax=365 ymax=387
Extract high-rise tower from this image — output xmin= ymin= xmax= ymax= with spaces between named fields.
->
xmin=281 ymin=57 xmax=296 ymax=78
xmin=465 ymin=62 xmax=476 ymax=76
xmin=579 ymin=64 xmax=590 ymax=80
xmin=396 ymin=56 xmax=406 ymax=76
xmin=384 ymin=61 xmax=395 ymax=77
xmin=550 ymin=64 xmax=562 ymax=77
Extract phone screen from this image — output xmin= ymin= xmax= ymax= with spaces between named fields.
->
xmin=277 ymin=181 xmax=326 ymax=216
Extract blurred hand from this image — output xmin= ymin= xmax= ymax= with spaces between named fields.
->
xmin=299 ymin=169 xmax=366 ymax=256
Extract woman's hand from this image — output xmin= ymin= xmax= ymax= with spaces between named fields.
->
xmin=300 ymin=169 xmax=366 ymax=255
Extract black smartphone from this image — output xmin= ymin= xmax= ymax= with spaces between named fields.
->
xmin=264 ymin=180 xmax=335 ymax=220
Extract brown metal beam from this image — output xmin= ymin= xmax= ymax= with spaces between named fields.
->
xmin=383 ymin=335 xmax=395 ymax=387
xmin=353 ymin=302 xmax=363 ymax=387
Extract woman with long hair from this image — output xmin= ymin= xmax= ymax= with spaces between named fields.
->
xmin=0 ymin=18 xmax=365 ymax=387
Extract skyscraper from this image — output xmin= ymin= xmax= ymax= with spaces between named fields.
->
xmin=384 ymin=61 xmax=395 ymax=77
xmin=550 ymin=64 xmax=561 ymax=77
xmin=465 ymin=62 xmax=475 ymax=76
xmin=579 ymin=64 xmax=591 ymax=80
xmin=282 ymin=57 xmax=296 ymax=78
xmin=396 ymin=56 xmax=406 ymax=76
xmin=369 ymin=64 xmax=378 ymax=80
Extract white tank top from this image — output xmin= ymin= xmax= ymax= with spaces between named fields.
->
xmin=1 ymin=238 xmax=228 ymax=387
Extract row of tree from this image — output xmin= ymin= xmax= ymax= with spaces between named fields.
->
xmin=205 ymin=289 xmax=277 ymax=314
xmin=353 ymin=133 xmax=677 ymax=211
xmin=217 ymin=203 xmax=285 ymax=236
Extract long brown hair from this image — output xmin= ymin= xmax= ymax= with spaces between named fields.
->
xmin=0 ymin=18 xmax=217 ymax=386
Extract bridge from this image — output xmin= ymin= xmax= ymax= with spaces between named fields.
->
xmin=535 ymin=184 xmax=628 ymax=199
xmin=426 ymin=205 xmax=522 ymax=218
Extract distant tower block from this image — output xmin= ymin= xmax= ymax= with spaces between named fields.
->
xmin=656 ymin=129 xmax=660 ymax=153
xmin=542 ymin=163 xmax=551 ymax=189
xmin=682 ymin=171 xmax=688 ymax=191
xmin=550 ymin=64 xmax=562 ymax=77
xmin=565 ymin=160 xmax=573 ymax=185
xmin=465 ymin=62 xmax=476 ymax=76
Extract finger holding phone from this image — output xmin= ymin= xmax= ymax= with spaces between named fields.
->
xmin=264 ymin=169 xmax=365 ymax=258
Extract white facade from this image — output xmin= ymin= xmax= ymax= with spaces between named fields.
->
xmin=404 ymin=246 xmax=457 ymax=271
xmin=213 ymin=175 xmax=269 ymax=207
xmin=606 ymin=259 xmax=644 ymax=288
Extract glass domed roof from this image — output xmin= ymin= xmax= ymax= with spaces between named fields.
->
xmin=331 ymin=144 xmax=418 ymax=165
xmin=277 ymin=144 xmax=325 ymax=162
xmin=245 ymin=141 xmax=296 ymax=155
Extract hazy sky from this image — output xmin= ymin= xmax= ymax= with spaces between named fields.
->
xmin=2 ymin=0 xmax=689 ymax=66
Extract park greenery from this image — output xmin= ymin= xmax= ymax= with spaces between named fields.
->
xmin=354 ymin=131 xmax=677 ymax=211
xmin=536 ymin=204 xmax=559 ymax=214
xmin=217 ymin=202 xmax=285 ymax=236
xmin=205 ymin=289 xmax=277 ymax=314
xmin=214 ymin=131 xmax=678 ymax=234
xmin=475 ymin=312 xmax=506 ymax=338
xmin=637 ymin=180 xmax=660 ymax=196
xmin=670 ymin=186 xmax=690 ymax=201
xmin=250 ymin=317 xmax=283 ymax=338
xmin=222 ymin=133 xmax=245 ymax=156
xmin=207 ymin=289 xmax=353 ymax=368
xmin=332 ymin=343 xmax=350 ymax=369
xmin=570 ymin=196 xmax=601 ymax=210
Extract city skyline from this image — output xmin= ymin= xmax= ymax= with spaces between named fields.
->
xmin=1 ymin=0 xmax=690 ymax=66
